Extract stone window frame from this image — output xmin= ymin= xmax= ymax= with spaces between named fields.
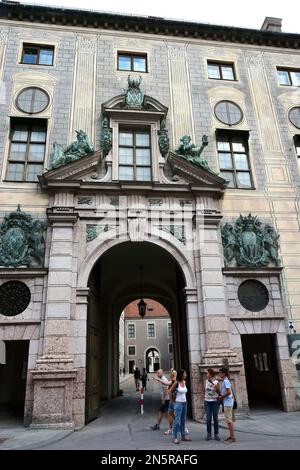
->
xmin=4 ymin=117 xmax=47 ymax=183
xmin=147 ymin=322 xmax=156 ymax=339
xmin=117 ymin=51 xmax=148 ymax=73
xmin=215 ymin=130 xmax=255 ymax=190
xmin=294 ymin=135 xmax=300 ymax=161
xmin=276 ymin=67 xmax=300 ymax=87
xmin=109 ymin=114 xmax=162 ymax=182
xmin=127 ymin=322 xmax=136 ymax=340
xmin=207 ymin=61 xmax=237 ymax=81
xmin=168 ymin=343 xmax=173 ymax=354
xmin=17 ymin=40 xmax=59 ymax=68
xmin=128 ymin=345 xmax=136 ymax=356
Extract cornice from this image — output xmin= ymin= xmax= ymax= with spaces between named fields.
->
xmin=0 ymin=2 xmax=299 ymax=49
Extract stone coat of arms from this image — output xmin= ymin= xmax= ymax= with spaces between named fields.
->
xmin=221 ymin=213 xmax=280 ymax=267
xmin=0 ymin=205 xmax=45 ymax=267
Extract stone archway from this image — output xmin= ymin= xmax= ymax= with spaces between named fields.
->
xmin=84 ymin=239 xmax=194 ymax=423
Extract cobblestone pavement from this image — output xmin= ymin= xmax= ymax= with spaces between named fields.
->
xmin=1 ymin=376 xmax=300 ymax=450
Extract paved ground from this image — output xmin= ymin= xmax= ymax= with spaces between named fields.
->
xmin=1 ymin=375 xmax=300 ymax=450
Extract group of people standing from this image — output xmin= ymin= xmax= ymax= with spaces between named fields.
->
xmin=133 ymin=367 xmax=148 ymax=391
xmin=150 ymin=366 xmax=236 ymax=444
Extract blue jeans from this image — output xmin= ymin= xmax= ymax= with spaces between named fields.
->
xmin=204 ymin=400 xmax=219 ymax=436
xmin=172 ymin=402 xmax=187 ymax=439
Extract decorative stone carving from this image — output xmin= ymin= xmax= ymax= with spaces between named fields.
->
xmin=100 ymin=116 xmax=112 ymax=157
xmin=128 ymin=217 xmax=146 ymax=241
xmin=51 ymin=130 xmax=94 ymax=169
xmin=159 ymin=224 xmax=186 ymax=244
xmin=221 ymin=214 xmax=280 ymax=267
xmin=0 ymin=205 xmax=45 ymax=267
xmin=0 ymin=280 xmax=31 ymax=316
xmin=110 ymin=197 xmax=119 ymax=207
xmin=124 ymin=75 xmax=144 ymax=109
xmin=175 ymin=135 xmax=216 ymax=174
xmin=86 ymin=224 xmax=114 ymax=242
xmin=158 ymin=118 xmax=170 ymax=157
xmin=149 ymin=199 xmax=163 ymax=206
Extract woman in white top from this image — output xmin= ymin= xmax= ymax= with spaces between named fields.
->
xmin=169 ymin=369 xmax=192 ymax=444
xmin=203 ymin=368 xmax=220 ymax=441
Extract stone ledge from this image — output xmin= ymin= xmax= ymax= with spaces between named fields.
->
xmin=230 ymin=315 xmax=286 ymax=320
xmin=0 ymin=268 xmax=48 ymax=278
xmin=222 ymin=267 xmax=283 ymax=276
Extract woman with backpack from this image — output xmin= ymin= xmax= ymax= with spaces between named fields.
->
xmin=203 ymin=368 xmax=221 ymax=441
xmin=169 ymin=369 xmax=192 ymax=444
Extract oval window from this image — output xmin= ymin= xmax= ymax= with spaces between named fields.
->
xmin=289 ymin=107 xmax=300 ymax=129
xmin=0 ymin=281 xmax=31 ymax=316
xmin=16 ymin=87 xmax=50 ymax=114
xmin=238 ymin=280 xmax=269 ymax=312
xmin=215 ymin=100 xmax=243 ymax=126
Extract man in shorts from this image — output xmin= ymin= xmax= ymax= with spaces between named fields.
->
xmin=219 ymin=367 xmax=236 ymax=443
xmin=151 ymin=369 xmax=170 ymax=431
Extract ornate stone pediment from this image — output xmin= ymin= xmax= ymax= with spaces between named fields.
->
xmin=39 ymin=150 xmax=102 ymax=186
xmin=167 ymin=151 xmax=227 ymax=190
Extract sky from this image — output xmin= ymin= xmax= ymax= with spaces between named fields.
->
xmin=19 ymin=0 xmax=300 ymax=33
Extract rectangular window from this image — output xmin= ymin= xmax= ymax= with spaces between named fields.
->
xmin=118 ymin=53 xmax=147 ymax=72
xmin=128 ymin=346 xmax=136 ymax=356
xmin=168 ymin=343 xmax=173 ymax=354
xmin=6 ymin=120 xmax=47 ymax=182
xmin=217 ymin=133 xmax=253 ymax=189
xmin=119 ymin=129 xmax=152 ymax=181
xmin=277 ymin=68 xmax=300 ymax=87
xmin=127 ymin=324 xmax=136 ymax=339
xmin=167 ymin=322 xmax=172 ymax=338
xmin=295 ymin=136 xmax=300 ymax=160
xmin=147 ymin=323 xmax=155 ymax=338
xmin=21 ymin=44 xmax=54 ymax=66
xmin=208 ymin=62 xmax=235 ymax=81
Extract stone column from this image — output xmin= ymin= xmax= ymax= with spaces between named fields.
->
xmin=198 ymin=213 xmax=242 ymax=414
xmin=185 ymin=287 xmax=202 ymax=421
xmin=31 ymin=208 xmax=79 ymax=428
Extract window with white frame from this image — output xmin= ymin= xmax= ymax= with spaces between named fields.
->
xmin=147 ymin=323 xmax=155 ymax=338
xmin=167 ymin=322 xmax=172 ymax=338
xmin=127 ymin=323 xmax=136 ymax=339
xmin=118 ymin=128 xmax=152 ymax=181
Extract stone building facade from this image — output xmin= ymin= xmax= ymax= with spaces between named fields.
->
xmin=0 ymin=3 xmax=300 ymax=429
xmin=123 ymin=299 xmax=173 ymax=374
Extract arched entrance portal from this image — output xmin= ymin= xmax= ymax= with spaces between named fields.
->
xmin=146 ymin=348 xmax=160 ymax=372
xmin=85 ymin=241 xmax=190 ymax=423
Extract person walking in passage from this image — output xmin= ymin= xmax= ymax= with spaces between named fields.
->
xmin=141 ymin=368 xmax=148 ymax=390
xmin=219 ymin=367 xmax=236 ymax=443
xmin=203 ymin=368 xmax=220 ymax=441
xmin=123 ymin=367 xmax=126 ymax=376
xmin=134 ymin=367 xmax=140 ymax=391
xmin=169 ymin=369 xmax=192 ymax=444
xmin=151 ymin=369 xmax=169 ymax=431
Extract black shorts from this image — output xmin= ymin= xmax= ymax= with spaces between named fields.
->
xmin=160 ymin=400 xmax=170 ymax=413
